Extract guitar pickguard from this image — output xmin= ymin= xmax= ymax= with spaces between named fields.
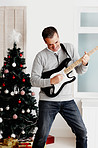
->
xmin=41 ymin=58 xmax=76 ymax=97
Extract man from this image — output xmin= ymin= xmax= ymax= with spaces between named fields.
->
xmin=31 ymin=26 xmax=89 ymax=148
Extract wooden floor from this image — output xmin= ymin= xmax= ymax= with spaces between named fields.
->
xmin=46 ymin=137 xmax=75 ymax=148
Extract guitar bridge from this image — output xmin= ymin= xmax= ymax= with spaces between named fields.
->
xmin=50 ymin=88 xmax=54 ymax=95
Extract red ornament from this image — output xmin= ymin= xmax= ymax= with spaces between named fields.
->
xmin=12 ymin=75 xmax=15 ymax=79
xmin=22 ymin=78 xmax=25 ymax=82
xmin=18 ymin=99 xmax=21 ymax=104
xmin=8 ymin=136 xmax=10 ymax=138
xmin=20 ymin=64 xmax=23 ymax=67
xmin=8 ymin=55 xmax=11 ymax=58
xmin=2 ymin=83 xmax=5 ymax=87
xmin=19 ymin=53 xmax=22 ymax=57
xmin=4 ymin=62 xmax=6 ymax=66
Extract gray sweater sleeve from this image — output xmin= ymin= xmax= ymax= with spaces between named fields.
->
xmin=30 ymin=54 xmax=51 ymax=88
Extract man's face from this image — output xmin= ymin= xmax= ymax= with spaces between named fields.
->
xmin=45 ymin=33 xmax=60 ymax=52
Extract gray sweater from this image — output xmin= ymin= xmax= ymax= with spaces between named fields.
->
xmin=31 ymin=43 xmax=88 ymax=101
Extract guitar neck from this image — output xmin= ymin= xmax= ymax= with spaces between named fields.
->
xmin=64 ymin=47 xmax=98 ymax=74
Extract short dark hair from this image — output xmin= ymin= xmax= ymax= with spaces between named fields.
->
xmin=42 ymin=26 xmax=58 ymax=41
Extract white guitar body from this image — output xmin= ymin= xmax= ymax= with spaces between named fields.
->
xmin=50 ymin=68 xmax=73 ymax=94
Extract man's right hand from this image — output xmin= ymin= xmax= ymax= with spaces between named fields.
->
xmin=50 ymin=74 xmax=63 ymax=85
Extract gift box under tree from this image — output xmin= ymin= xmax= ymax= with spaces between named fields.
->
xmin=46 ymin=135 xmax=55 ymax=145
xmin=18 ymin=141 xmax=46 ymax=148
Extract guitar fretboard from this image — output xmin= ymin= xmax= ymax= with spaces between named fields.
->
xmin=64 ymin=46 xmax=98 ymax=74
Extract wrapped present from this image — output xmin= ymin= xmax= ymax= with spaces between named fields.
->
xmin=0 ymin=141 xmax=4 ymax=148
xmin=0 ymin=146 xmax=13 ymax=148
xmin=0 ymin=143 xmax=17 ymax=148
xmin=18 ymin=141 xmax=46 ymax=148
xmin=0 ymin=142 xmax=3 ymax=145
xmin=18 ymin=145 xmax=46 ymax=148
xmin=18 ymin=141 xmax=33 ymax=148
xmin=0 ymin=146 xmax=18 ymax=148
xmin=3 ymin=138 xmax=18 ymax=147
xmin=18 ymin=145 xmax=32 ymax=148
xmin=46 ymin=135 xmax=54 ymax=145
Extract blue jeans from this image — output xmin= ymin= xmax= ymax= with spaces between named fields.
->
xmin=32 ymin=100 xmax=87 ymax=148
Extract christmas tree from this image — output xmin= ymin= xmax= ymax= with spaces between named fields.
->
xmin=0 ymin=31 xmax=38 ymax=140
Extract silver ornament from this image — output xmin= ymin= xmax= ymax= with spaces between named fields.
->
xmin=12 ymin=62 xmax=16 ymax=67
xmin=21 ymin=130 xmax=25 ymax=134
xmin=0 ymin=108 xmax=3 ymax=112
xmin=10 ymin=91 xmax=14 ymax=96
xmin=4 ymin=89 xmax=9 ymax=94
xmin=3 ymin=74 xmax=5 ymax=78
xmin=31 ymin=109 xmax=36 ymax=116
xmin=26 ymin=108 xmax=30 ymax=113
xmin=6 ymin=106 xmax=10 ymax=110
xmin=22 ymin=109 xmax=25 ymax=114
xmin=14 ymin=85 xmax=19 ymax=94
xmin=11 ymin=133 xmax=16 ymax=138
xmin=0 ymin=130 xmax=3 ymax=134
xmin=0 ymin=117 xmax=3 ymax=123
xmin=14 ymin=91 xmax=18 ymax=95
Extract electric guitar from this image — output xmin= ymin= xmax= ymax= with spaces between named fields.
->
xmin=41 ymin=46 xmax=98 ymax=97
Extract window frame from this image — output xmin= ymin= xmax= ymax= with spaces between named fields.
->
xmin=74 ymin=7 xmax=98 ymax=99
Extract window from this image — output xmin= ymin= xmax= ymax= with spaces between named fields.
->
xmin=74 ymin=7 xmax=98 ymax=98
xmin=0 ymin=6 xmax=26 ymax=68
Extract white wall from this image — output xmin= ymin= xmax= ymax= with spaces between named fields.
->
xmin=0 ymin=0 xmax=98 ymax=138
xmin=26 ymin=0 xmax=76 ymax=74
xmin=0 ymin=0 xmax=98 ymax=73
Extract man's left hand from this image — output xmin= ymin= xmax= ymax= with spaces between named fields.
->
xmin=82 ymin=51 xmax=90 ymax=66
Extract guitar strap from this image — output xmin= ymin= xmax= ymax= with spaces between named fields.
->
xmin=41 ymin=43 xmax=75 ymax=97
xmin=60 ymin=43 xmax=71 ymax=60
